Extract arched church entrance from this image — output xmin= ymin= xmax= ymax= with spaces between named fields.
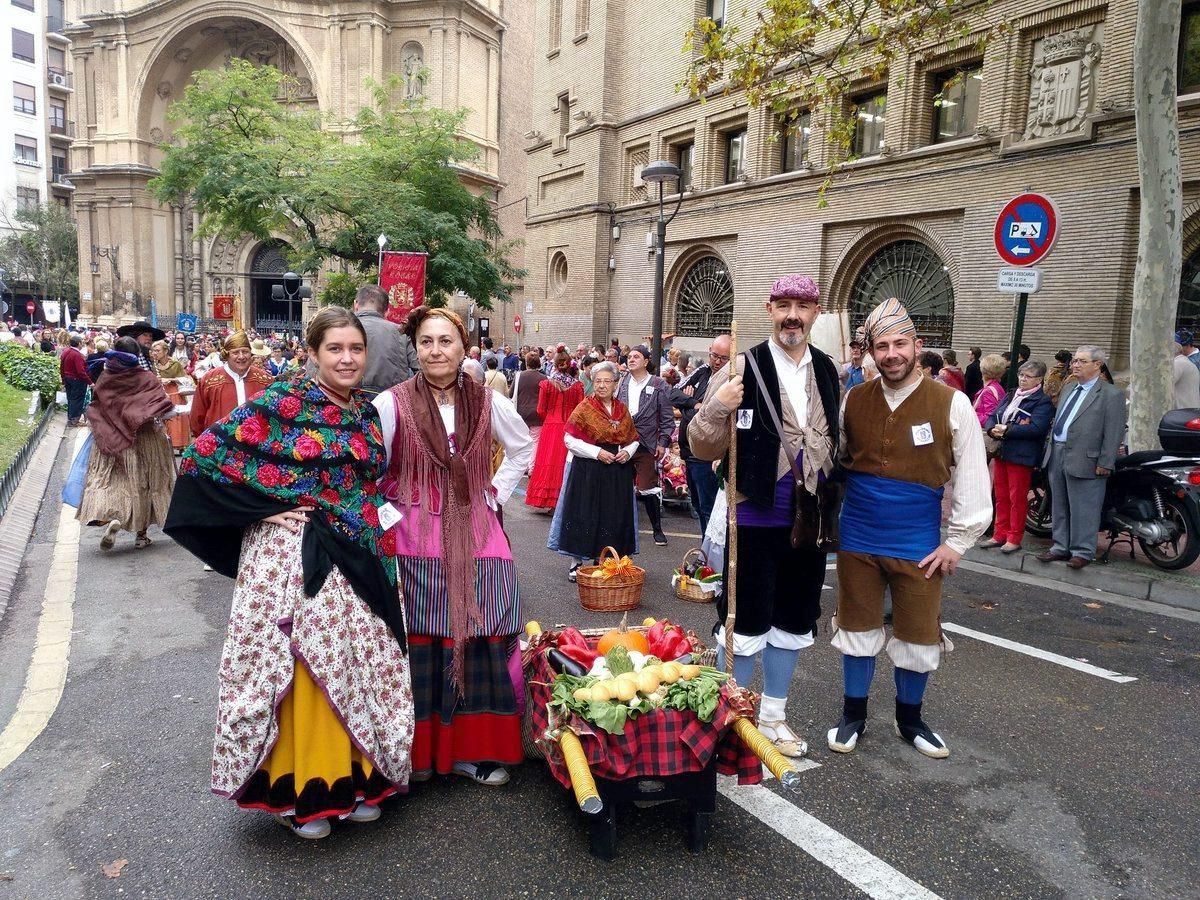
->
xmin=248 ymin=241 xmax=295 ymax=331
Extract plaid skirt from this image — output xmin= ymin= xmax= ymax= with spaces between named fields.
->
xmin=408 ymin=635 xmax=524 ymax=775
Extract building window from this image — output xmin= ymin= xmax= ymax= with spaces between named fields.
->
xmin=851 ymin=91 xmax=887 ymax=157
xmin=556 ymin=93 xmax=570 ymax=148
xmin=576 ymin=0 xmax=589 ymax=36
xmin=549 ymin=0 xmax=562 ymax=51
xmin=16 ymin=185 xmax=40 ymax=211
xmin=676 ymin=256 xmax=734 ymax=338
xmin=627 ymin=145 xmax=649 ymax=203
xmin=1181 ymin=4 xmax=1200 ymax=93
xmin=724 ymin=129 xmax=746 ymax=183
xmin=780 ymin=110 xmax=811 ymax=172
xmin=12 ymin=28 xmax=35 ymax=63
xmin=48 ymin=45 xmax=65 ymax=73
xmin=675 ymin=141 xmax=694 ymax=192
xmin=706 ymin=0 xmax=725 ymax=27
xmin=549 ymin=250 xmax=569 ymax=296
xmin=52 ymin=149 xmax=67 ymax=179
xmin=47 ymin=0 xmax=64 ymax=32
xmin=932 ymin=66 xmax=982 ymax=142
xmin=14 ymin=134 xmax=38 ymax=163
xmin=13 ymin=82 xmax=35 ymax=115
xmin=49 ymin=99 xmax=66 ymax=131
xmin=11 ymin=0 xmax=35 ymax=11
xmin=850 ymin=240 xmax=954 ymax=346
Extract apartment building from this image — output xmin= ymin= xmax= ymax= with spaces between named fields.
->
xmin=522 ymin=0 xmax=1200 ymax=367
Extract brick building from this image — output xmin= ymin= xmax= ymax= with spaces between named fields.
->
xmin=62 ymin=0 xmax=531 ymax=329
xmin=520 ymin=0 xmax=1200 ymax=368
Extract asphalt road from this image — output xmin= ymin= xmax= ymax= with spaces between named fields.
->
xmin=1 ymin=440 xmax=1198 ymax=899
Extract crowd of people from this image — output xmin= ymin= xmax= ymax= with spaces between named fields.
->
xmin=28 ymin=273 xmax=1195 ymax=842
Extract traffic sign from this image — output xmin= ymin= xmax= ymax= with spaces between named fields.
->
xmin=513 ymin=314 xmax=523 ymax=333
xmin=25 ymin=301 xmax=35 ymax=315
xmin=997 ymin=267 xmax=1042 ymax=294
xmin=994 ymin=192 xmax=1059 ymax=266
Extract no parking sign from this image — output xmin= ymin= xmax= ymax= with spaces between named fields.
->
xmin=994 ymin=193 xmax=1059 ymax=266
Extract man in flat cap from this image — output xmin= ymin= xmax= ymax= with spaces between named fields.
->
xmin=688 ymin=274 xmax=842 ymax=758
xmin=116 ymin=321 xmax=166 ymax=371
xmin=189 ymin=330 xmax=274 ymax=436
xmin=827 ymin=298 xmax=989 ymax=759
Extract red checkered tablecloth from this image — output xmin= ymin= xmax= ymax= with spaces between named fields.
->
xmin=527 ymin=652 xmax=762 ymax=788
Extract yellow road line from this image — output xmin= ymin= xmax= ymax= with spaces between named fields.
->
xmin=0 ymin=428 xmax=85 ymax=773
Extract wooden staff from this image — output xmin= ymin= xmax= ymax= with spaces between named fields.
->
xmin=724 ymin=320 xmax=738 ymax=677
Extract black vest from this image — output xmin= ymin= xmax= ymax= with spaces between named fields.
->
xmin=734 ymin=341 xmax=841 ymax=510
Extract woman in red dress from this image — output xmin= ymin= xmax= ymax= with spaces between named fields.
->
xmin=525 ymin=349 xmax=583 ymax=509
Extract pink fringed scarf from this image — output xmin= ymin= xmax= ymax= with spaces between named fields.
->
xmin=385 ymin=373 xmax=495 ymax=692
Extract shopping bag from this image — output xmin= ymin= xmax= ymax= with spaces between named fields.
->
xmin=61 ymin=432 xmax=92 ymax=508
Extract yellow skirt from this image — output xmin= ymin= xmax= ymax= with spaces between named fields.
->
xmin=236 ymin=662 xmax=395 ymax=823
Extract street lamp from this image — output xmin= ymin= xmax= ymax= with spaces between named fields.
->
xmin=641 ymin=160 xmax=682 ymax=371
xmin=271 ymin=271 xmax=311 ymax=337
xmin=377 ymin=233 xmax=389 ymax=276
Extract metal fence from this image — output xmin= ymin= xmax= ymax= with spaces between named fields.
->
xmin=0 ymin=403 xmax=56 ymax=521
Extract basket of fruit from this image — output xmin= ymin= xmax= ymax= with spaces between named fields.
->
xmin=672 ymin=548 xmax=720 ymax=603
xmin=577 ymin=546 xmax=645 ymax=612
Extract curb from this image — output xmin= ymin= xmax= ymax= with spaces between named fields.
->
xmin=0 ymin=415 xmax=68 ymax=625
xmin=961 ymin=545 xmax=1200 ymax=614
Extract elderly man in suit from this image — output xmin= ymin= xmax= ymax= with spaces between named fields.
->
xmin=1036 ymin=345 xmax=1127 ymax=569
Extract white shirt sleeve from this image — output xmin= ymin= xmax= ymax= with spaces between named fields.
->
xmin=490 ymin=392 xmax=533 ymax=505
xmin=564 ymin=432 xmax=602 ymax=460
xmin=945 ymin=390 xmax=993 ymax=554
xmin=371 ymin=391 xmax=398 ymax=469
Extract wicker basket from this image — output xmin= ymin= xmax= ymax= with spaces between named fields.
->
xmin=577 ymin=546 xmax=645 ymax=612
xmin=674 ymin=548 xmax=719 ymax=604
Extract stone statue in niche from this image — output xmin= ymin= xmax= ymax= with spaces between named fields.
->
xmin=1024 ymin=24 xmax=1103 ymax=140
xmin=239 ymin=39 xmax=279 ymax=67
xmin=156 ymin=80 xmax=172 ymax=100
xmin=402 ymin=42 xmax=425 ymax=99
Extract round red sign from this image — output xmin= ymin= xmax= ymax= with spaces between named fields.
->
xmin=25 ymin=301 xmax=36 ymax=315
xmin=513 ymin=314 xmax=523 ymax=333
xmin=994 ymin=192 xmax=1059 ymax=267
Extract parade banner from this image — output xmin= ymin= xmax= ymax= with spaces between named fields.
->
xmin=378 ymin=251 xmax=427 ymax=325
xmin=42 ymin=300 xmax=61 ymax=323
xmin=213 ymin=294 xmax=234 ymax=320
xmin=176 ymin=313 xmax=198 ymax=334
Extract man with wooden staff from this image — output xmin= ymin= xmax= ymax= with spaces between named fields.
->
xmin=688 ymin=274 xmax=841 ymax=758
xmin=827 ymin=298 xmax=990 ymax=759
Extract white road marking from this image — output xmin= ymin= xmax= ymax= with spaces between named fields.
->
xmin=718 ymin=776 xmax=943 ymax=899
xmin=941 ymin=622 xmax=1138 ymax=683
xmin=0 ymin=428 xmax=86 ymax=773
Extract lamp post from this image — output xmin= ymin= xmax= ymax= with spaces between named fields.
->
xmin=640 ymin=160 xmax=683 ymax=372
xmin=272 ymin=272 xmax=311 ymax=338
xmin=377 ymin=233 xmax=388 ymax=278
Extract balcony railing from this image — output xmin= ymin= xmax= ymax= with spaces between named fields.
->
xmin=52 ymin=172 xmax=75 ymax=189
xmin=46 ymin=68 xmax=73 ymax=90
xmin=49 ymin=120 xmax=75 ymax=138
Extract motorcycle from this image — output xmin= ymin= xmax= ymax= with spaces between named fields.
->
xmin=1025 ymin=410 xmax=1200 ymax=570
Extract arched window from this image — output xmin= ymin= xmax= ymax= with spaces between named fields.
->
xmin=1179 ymin=245 xmax=1200 ymax=334
xmin=250 ymin=241 xmax=289 ymax=276
xmin=675 ymin=256 xmax=734 ymax=338
xmin=850 ymin=240 xmax=954 ymax=345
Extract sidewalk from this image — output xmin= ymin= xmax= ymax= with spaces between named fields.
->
xmin=963 ymin=532 xmax=1200 ymax=613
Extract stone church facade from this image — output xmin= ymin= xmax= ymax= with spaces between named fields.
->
xmin=65 ymin=0 xmax=532 ymax=328
xmin=521 ymin=0 xmax=1200 ymax=367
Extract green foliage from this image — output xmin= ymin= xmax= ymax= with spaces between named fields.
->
xmin=0 ymin=378 xmax=38 ymax=473
xmin=682 ymin=0 xmax=1006 ymax=205
xmin=0 ymin=203 xmax=79 ymax=304
xmin=318 ymin=270 xmax=371 ymax=309
xmin=151 ymin=60 xmax=523 ymax=309
xmin=0 ymin=342 xmax=59 ymax=404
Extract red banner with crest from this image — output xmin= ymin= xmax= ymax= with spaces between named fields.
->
xmin=212 ymin=294 xmax=235 ymax=320
xmin=379 ymin=252 xmax=427 ymax=325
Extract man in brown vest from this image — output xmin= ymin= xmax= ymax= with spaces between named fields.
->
xmin=828 ymin=298 xmax=990 ymax=759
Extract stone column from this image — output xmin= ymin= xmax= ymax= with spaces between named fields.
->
xmin=190 ymin=208 xmax=202 ymax=310
xmin=173 ymin=204 xmax=185 ymax=313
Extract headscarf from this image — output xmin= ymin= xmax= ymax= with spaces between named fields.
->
xmin=221 ymin=330 xmax=250 ymax=359
xmin=862 ymin=297 xmax=916 ymax=347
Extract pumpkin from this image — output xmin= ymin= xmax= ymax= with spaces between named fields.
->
xmin=596 ymin=612 xmax=651 ymax=656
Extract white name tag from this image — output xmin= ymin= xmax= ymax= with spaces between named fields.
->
xmin=377 ymin=502 xmax=404 ymax=531
xmin=911 ymin=422 xmax=934 ymax=446
xmin=645 ymin=386 xmax=654 ymax=396
xmin=736 ymin=409 xmax=754 ymax=430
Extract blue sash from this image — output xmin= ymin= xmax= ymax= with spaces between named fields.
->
xmin=839 ymin=471 xmax=944 ymax=562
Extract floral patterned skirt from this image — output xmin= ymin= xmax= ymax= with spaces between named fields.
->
xmin=212 ymin=523 xmax=414 ymax=816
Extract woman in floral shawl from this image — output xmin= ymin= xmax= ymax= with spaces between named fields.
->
xmin=548 ymin=361 xmax=641 ymax=581
xmin=164 ymin=307 xmax=413 ymax=841
xmin=373 ymin=306 xmax=533 ymax=788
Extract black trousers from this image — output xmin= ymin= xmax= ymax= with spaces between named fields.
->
xmin=715 ymin=524 xmax=826 ymax=639
xmin=64 ymin=378 xmax=87 ymax=421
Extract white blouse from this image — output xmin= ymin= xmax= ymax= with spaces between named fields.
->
xmin=371 ymin=389 xmax=534 ymax=507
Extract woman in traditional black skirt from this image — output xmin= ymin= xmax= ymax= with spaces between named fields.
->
xmin=548 ymin=361 xmax=642 ymax=581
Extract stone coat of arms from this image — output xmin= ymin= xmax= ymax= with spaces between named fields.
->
xmin=1024 ymin=25 xmax=1103 ymax=140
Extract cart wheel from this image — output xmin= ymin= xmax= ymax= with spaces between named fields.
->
xmin=589 ymin=807 xmax=618 ymax=861
xmin=685 ymin=808 xmax=711 ymax=853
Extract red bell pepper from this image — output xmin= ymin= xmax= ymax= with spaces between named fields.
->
xmin=558 ymin=643 xmax=598 ymax=668
xmin=648 ymin=619 xmax=690 ymax=659
xmin=557 ymin=627 xmax=590 ymax=650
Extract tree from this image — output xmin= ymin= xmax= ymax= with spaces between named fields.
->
xmin=1129 ymin=1 xmax=1183 ymax=451
xmin=318 ymin=270 xmax=370 ymax=309
xmin=150 ymin=59 xmax=522 ymax=309
xmin=684 ymin=0 xmax=1006 ymax=201
xmin=0 ymin=202 xmax=79 ymax=310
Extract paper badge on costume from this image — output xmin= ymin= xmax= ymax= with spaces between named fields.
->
xmin=911 ymin=422 xmax=934 ymax=446
xmin=377 ymin=502 xmax=404 ymax=531
xmin=736 ymin=409 xmax=754 ymax=430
